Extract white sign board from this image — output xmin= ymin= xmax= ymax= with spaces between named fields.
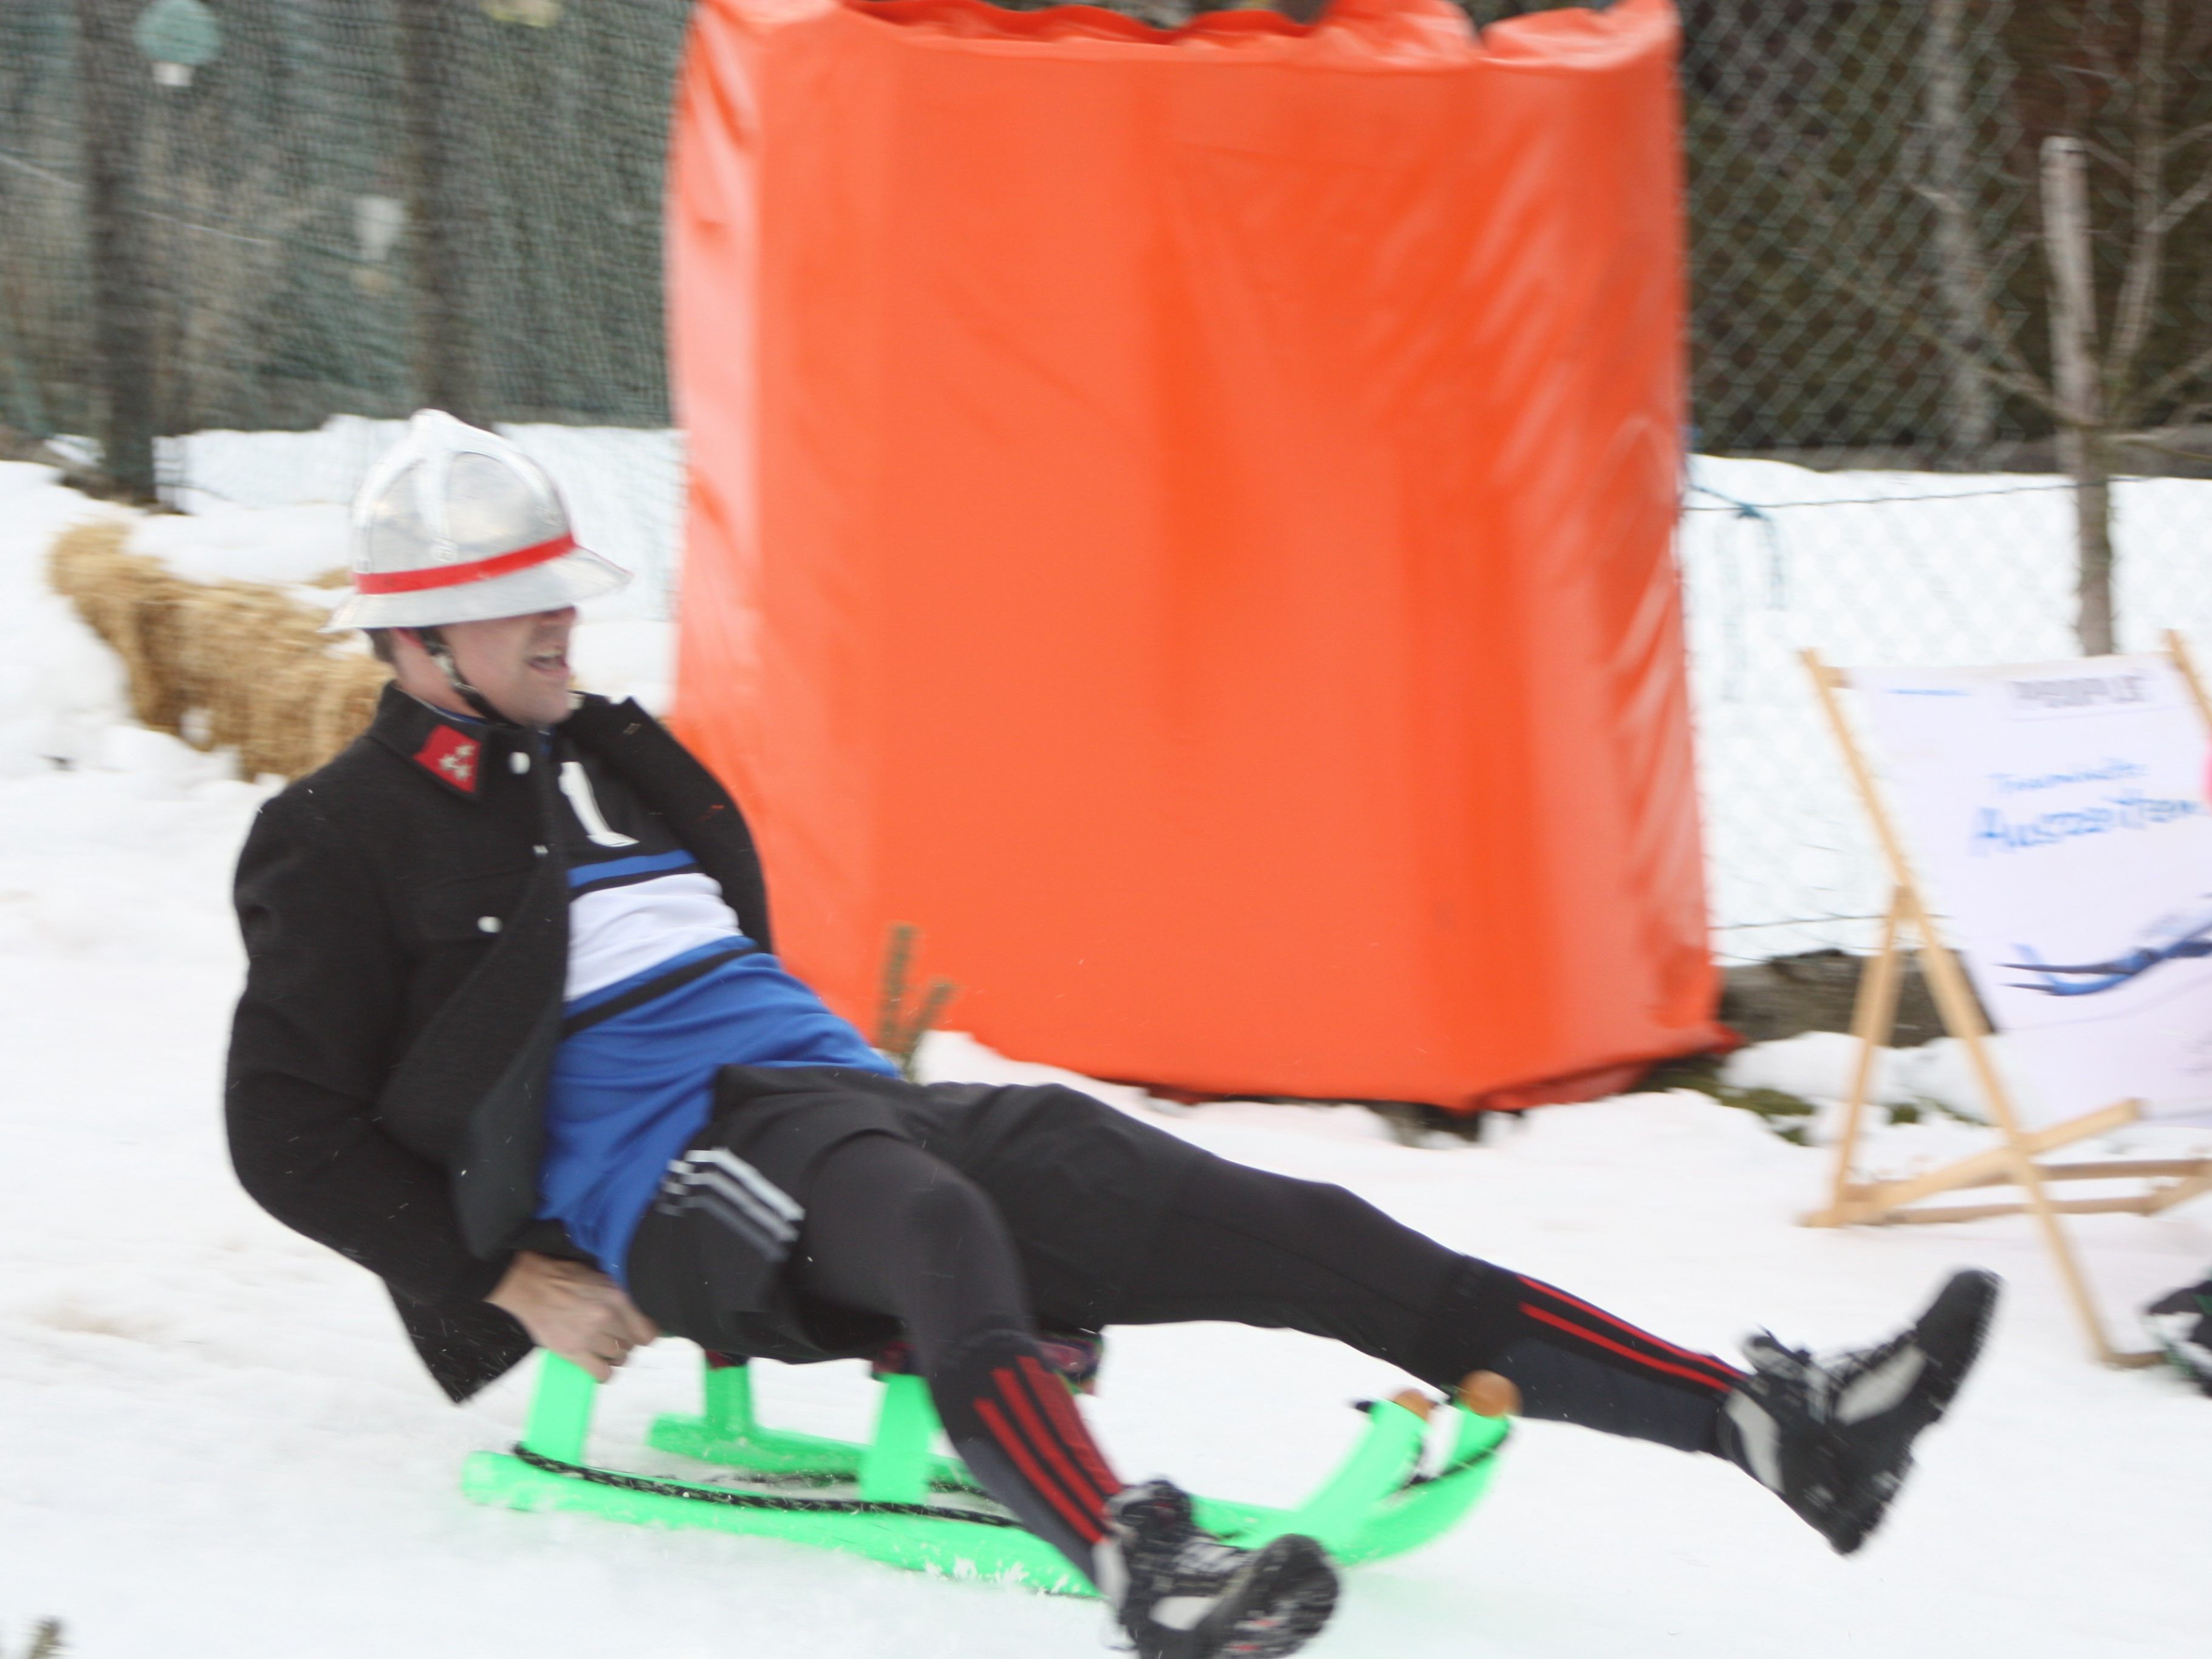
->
xmin=1855 ymin=656 xmax=2212 ymax=1127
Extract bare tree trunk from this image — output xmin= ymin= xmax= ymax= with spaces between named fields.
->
xmin=394 ymin=0 xmax=487 ymax=425
xmin=1922 ymin=0 xmax=1995 ymax=467
xmin=2041 ymin=136 xmax=2115 ymax=655
xmin=2070 ymin=439 xmax=2115 ymax=654
xmin=73 ymin=0 xmax=158 ymax=500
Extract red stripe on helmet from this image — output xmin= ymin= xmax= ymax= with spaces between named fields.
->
xmin=352 ymin=532 xmax=578 ymax=595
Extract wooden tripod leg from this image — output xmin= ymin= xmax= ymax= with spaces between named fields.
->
xmin=2165 ymin=630 xmax=2212 ymax=730
xmin=1811 ymin=896 xmax=1907 ymax=1225
xmin=1905 ymin=894 xmax=2124 ymax=1364
xmin=1813 ymin=893 xmax=1908 ymax=1226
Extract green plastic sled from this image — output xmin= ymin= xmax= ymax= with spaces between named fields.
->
xmin=462 ymin=1350 xmax=1509 ymax=1593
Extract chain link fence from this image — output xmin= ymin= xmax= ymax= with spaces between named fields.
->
xmin=1682 ymin=467 xmax=2212 ymax=962
xmin=4 ymin=1 xmax=2211 ymax=959
xmin=0 ymin=0 xmax=690 ymax=612
xmin=1678 ymin=0 xmax=2212 ymax=957
xmin=3 ymin=0 xmax=687 ymax=435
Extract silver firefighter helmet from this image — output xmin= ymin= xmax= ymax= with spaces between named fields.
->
xmin=324 ymin=409 xmax=631 ymax=632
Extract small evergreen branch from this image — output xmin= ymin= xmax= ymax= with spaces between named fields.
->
xmin=1648 ymin=1056 xmax=1820 ymax=1144
xmin=22 ymin=1620 xmax=66 ymax=1659
xmin=898 ymin=979 xmax=959 ymax=1076
xmin=872 ymin=922 xmax=959 ymax=1080
xmin=874 ymin=923 xmax=917 ymax=1054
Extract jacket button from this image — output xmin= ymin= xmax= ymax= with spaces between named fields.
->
xmin=478 ymin=916 xmax=502 ymax=934
xmin=510 ymin=751 xmax=531 ymax=775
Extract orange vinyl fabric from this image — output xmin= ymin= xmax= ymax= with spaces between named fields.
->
xmin=666 ymin=0 xmax=1727 ymax=1112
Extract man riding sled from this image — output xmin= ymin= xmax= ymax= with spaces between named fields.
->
xmin=228 ymin=412 xmax=2001 ymax=1658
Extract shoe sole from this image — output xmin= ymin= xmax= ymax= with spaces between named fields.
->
xmin=1829 ymin=1269 xmax=2001 ymax=1554
xmin=1913 ymin=1270 xmax=2002 ymax=1414
xmin=1193 ymin=1533 xmax=1339 ymax=1659
xmin=2145 ymin=1318 xmax=2212 ymax=1397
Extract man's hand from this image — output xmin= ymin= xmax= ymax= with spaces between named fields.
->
xmin=487 ymin=1251 xmax=660 ymax=1382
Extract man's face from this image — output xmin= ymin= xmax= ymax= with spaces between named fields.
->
xmin=416 ymin=607 xmax=578 ymax=727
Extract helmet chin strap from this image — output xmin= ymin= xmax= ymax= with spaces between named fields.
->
xmin=410 ymin=626 xmax=507 ymax=724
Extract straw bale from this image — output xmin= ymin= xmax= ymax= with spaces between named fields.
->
xmin=49 ymin=520 xmax=389 ymax=781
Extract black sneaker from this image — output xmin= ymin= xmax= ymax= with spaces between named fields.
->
xmin=1098 ymin=1480 xmax=1339 ymax=1659
xmin=1717 ymin=1268 xmax=2001 ymax=1555
xmin=2145 ymin=1277 xmax=2212 ymax=1395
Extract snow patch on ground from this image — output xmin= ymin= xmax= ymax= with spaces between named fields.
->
xmin=1724 ymin=1029 xmax=1985 ymax=1115
xmin=129 ymin=499 xmax=351 ymax=590
xmin=0 ymin=463 xmax=134 ymax=776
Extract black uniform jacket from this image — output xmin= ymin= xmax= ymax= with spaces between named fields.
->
xmin=225 ymin=683 xmax=773 ymax=1402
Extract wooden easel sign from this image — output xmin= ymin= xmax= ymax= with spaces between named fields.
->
xmin=1803 ymin=637 xmax=2212 ymax=1365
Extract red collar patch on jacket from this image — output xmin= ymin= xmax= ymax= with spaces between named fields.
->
xmin=414 ymin=723 xmax=482 ymax=795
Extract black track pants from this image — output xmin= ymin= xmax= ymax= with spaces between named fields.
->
xmin=1104 ymin=1152 xmax=1744 ymax=1455
xmin=652 ymin=1107 xmax=1746 ymax=1582
xmin=792 ymin=1134 xmax=1124 ymax=1577
xmin=792 ymin=1134 xmax=1742 ymax=1530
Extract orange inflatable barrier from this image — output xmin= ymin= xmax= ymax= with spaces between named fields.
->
xmin=668 ymin=0 xmax=1726 ymax=1112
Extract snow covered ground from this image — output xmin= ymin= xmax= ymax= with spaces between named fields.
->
xmin=3 ymin=453 xmax=2210 ymax=1657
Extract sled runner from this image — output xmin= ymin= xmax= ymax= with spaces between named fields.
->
xmin=463 ymin=1347 xmax=1510 ymax=1591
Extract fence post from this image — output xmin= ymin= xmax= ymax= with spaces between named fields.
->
xmin=2039 ymin=134 xmax=2114 ymax=657
xmin=72 ymin=0 xmax=159 ymax=500
xmin=1920 ymin=0 xmax=1995 ymax=468
xmin=394 ymin=0 xmax=488 ymax=426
